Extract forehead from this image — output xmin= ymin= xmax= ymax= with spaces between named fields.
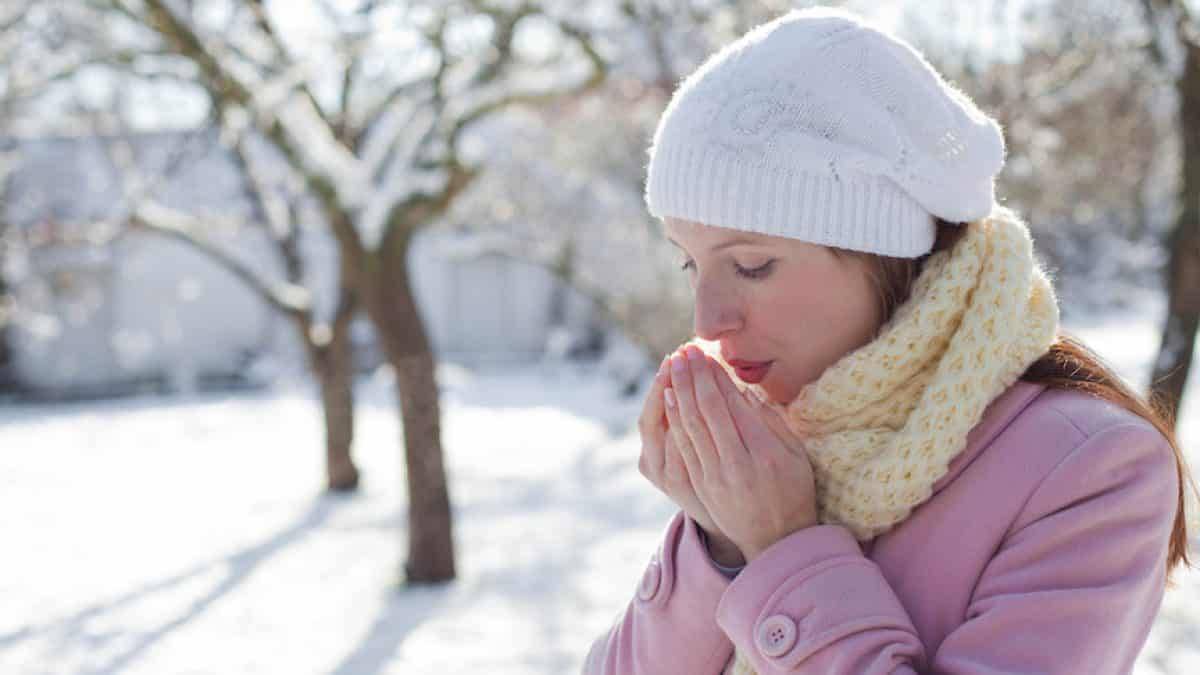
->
xmin=662 ymin=217 xmax=859 ymax=270
xmin=662 ymin=217 xmax=774 ymax=247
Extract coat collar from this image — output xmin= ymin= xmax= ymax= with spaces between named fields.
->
xmin=930 ymin=379 xmax=1048 ymax=496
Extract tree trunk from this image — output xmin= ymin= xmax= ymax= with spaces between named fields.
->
xmin=0 ymin=267 xmax=14 ymax=392
xmin=314 ymin=325 xmax=359 ymax=492
xmin=298 ymin=282 xmax=361 ymax=493
xmin=1150 ymin=36 xmax=1200 ymax=426
xmin=362 ymin=230 xmax=455 ymax=585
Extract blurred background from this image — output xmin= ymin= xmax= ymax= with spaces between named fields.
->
xmin=1 ymin=0 xmax=1198 ymax=673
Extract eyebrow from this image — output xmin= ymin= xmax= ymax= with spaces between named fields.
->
xmin=666 ymin=236 xmax=764 ymax=254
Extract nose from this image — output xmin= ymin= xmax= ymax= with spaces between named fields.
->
xmin=692 ymin=278 xmax=743 ymax=340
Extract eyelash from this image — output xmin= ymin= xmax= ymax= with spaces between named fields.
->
xmin=680 ymin=259 xmax=776 ymax=280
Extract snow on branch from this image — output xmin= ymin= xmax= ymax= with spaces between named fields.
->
xmin=129 ymin=200 xmax=312 ymax=317
xmin=357 ymin=4 xmax=608 ymax=250
xmin=133 ymin=0 xmax=369 ymax=226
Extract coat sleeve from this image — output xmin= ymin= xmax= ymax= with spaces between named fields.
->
xmin=713 ymin=423 xmax=1178 ymax=674
xmin=583 ymin=509 xmax=736 ymax=674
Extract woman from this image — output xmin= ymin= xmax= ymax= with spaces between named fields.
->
xmin=583 ymin=7 xmax=1196 ymax=675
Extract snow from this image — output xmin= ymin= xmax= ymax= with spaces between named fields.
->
xmin=2 ymin=303 xmax=1199 ymax=674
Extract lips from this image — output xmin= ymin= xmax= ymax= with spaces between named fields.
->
xmin=727 ymin=359 xmax=773 ymax=384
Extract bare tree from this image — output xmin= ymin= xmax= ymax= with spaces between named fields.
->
xmin=1140 ymin=0 xmax=1200 ymax=424
xmin=0 ymin=2 xmax=363 ymax=490
xmin=77 ymin=0 xmax=607 ymax=584
xmin=122 ymin=130 xmax=364 ymax=493
xmin=0 ymin=146 xmax=16 ymax=393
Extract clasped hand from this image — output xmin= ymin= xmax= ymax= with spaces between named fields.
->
xmin=638 ymin=344 xmax=818 ymax=564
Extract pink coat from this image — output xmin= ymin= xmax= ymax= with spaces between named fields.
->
xmin=583 ymin=380 xmax=1179 ymax=674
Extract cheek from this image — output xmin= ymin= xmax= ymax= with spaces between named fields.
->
xmin=806 ymin=266 xmax=878 ymax=324
xmin=757 ymin=279 xmax=871 ymax=349
xmin=750 ymin=287 xmax=816 ymax=343
xmin=759 ymin=269 xmax=835 ymax=323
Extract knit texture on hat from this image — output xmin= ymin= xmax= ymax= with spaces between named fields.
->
xmin=690 ymin=205 xmax=1058 ymax=673
xmin=646 ymin=6 xmax=1007 ymax=257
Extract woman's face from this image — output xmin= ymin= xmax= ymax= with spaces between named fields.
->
xmin=663 ymin=217 xmax=885 ymax=405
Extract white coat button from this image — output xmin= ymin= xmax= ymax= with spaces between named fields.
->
xmin=637 ymin=559 xmax=662 ymax=601
xmin=756 ymin=614 xmax=797 ymax=657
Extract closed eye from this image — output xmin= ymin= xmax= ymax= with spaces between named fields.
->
xmin=679 ymin=259 xmax=775 ymax=280
xmin=735 ymin=260 xmax=775 ymax=280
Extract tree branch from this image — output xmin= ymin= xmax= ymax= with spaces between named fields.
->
xmin=444 ymin=14 xmax=608 ymax=155
xmin=132 ymin=0 xmax=365 ymax=258
xmin=464 ymin=0 xmax=539 ymax=88
xmin=1140 ymin=0 xmax=1172 ymax=68
xmin=129 ymin=201 xmax=312 ymax=319
xmin=2 ymin=47 xmax=172 ymax=104
xmin=245 ymin=0 xmax=342 ymax=137
xmin=0 ymin=0 xmax=35 ymax=36
xmin=378 ymin=160 xmax=480 ymax=256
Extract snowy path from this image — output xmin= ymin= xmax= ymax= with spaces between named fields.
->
xmin=1 ymin=311 xmax=1198 ymax=674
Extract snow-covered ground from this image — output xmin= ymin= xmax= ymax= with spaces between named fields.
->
xmin=2 ymin=301 xmax=1198 ymax=674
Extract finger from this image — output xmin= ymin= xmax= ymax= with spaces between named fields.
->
xmin=640 ymin=354 xmax=671 ymax=433
xmin=756 ymin=397 xmax=809 ymax=444
xmin=696 ymin=354 xmax=749 ymax=452
xmin=719 ymin=383 xmax=805 ymax=462
xmin=638 ymin=356 xmax=673 ymax=478
xmin=663 ymin=383 xmax=705 ymax=481
xmin=691 ymin=353 xmax=744 ymax=456
xmin=708 ymin=360 xmax=763 ymax=442
xmin=721 ymin=377 xmax=779 ymax=454
xmin=661 ymin=423 xmax=692 ymax=488
xmin=740 ymin=396 xmax=806 ymax=463
xmin=669 ymin=348 xmax=719 ymax=472
xmin=758 ymin=401 xmax=795 ymax=443
xmin=638 ymin=357 xmax=670 ymax=445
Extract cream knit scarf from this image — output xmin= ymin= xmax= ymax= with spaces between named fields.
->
xmin=692 ymin=206 xmax=1059 ymax=675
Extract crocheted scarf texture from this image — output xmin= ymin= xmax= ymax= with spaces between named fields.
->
xmin=693 ymin=206 xmax=1060 ymax=675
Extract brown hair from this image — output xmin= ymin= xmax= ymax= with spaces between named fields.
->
xmin=830 ymin=217 xmax=1198 ymax=587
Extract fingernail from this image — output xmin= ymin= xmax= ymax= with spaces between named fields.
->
xmin=686 ymin=347 xmax=702 ymax=362
xmin=664 ymin=387 xmax=677 ymax=408
xmin=670 ymin=354 xmax=686 ymax=373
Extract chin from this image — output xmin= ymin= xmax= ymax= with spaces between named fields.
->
xmin=760 ymin=374 xmax=805 ymax=405
xmin=757 ymin=382 xmax=788 ymax=406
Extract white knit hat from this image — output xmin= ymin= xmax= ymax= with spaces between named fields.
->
xmin=644 ymin=6 xmax=1006 ymax=258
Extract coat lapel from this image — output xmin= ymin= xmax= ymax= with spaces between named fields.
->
xmin=930 ymin=379 xmax=1048 ymax=497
